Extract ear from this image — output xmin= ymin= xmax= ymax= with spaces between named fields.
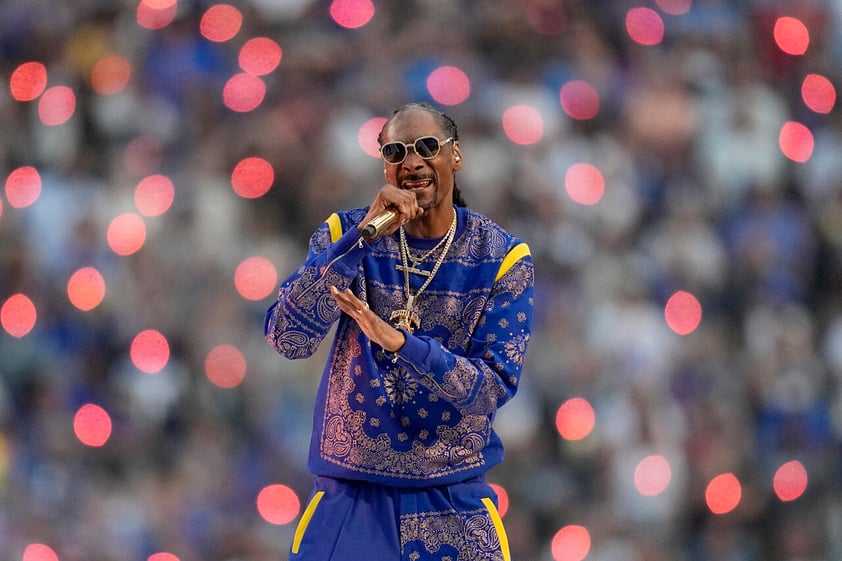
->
xmin=452 ymin=142 xmax=463 ymax=171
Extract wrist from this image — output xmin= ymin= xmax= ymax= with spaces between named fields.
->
xmin=383 ymin=328 xmax=407 ymax=353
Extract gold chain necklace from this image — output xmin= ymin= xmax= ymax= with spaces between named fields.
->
xmin=395 ymin=216 xmax=454 ymax=278
xmin=406 ymin=231 xmax=451 ymax=267
xmin=390 ymin=210 xmax=457 ymax=333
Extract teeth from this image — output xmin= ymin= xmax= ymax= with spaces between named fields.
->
xmin=403 ymin=180 xmax=431 ymax=189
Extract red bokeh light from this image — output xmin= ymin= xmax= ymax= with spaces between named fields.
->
xmin=74 ymin=403 xmax=113 ymax=447
xmin=223 ymin=73 xmax=266 ymax=112
xmin=205 ymin=344 xmax=247 ymax=388
xmin=1 ymin=293 xmax=37 ymax=338
xmin=773 ymin=460 xmax=808 ymax=502
xmin=143 ymin=0 xmax=177 ymax=9
xmin=565 ymin=163 xmax=605 ymax=206
xmin=135 ymin=174 xmax=175 ymax=216
xmin=655 ymin=0 xmax=692 ymax=15
xmin=329 ymin=0 xmax=376 ymax=29
xmin=200 ymin=4 xmax=242 ymax=42
xmin=551 ymin=525 xmax=591 ymax=561
xmin=5 ymin=166 xmax=42 ymax=208
xmin=107 ymin=212 xmax=147 ymax=256
xmin=555 ymin=397 xmax=595 ymax=441
xmin=626 ymin=7 xmax=665 ymax=46
xmin=257 ymin=484 xmax=301 ymax=525
xmin=774 ymin=16 xmax=810 ymax=56
xmin=136 ymin=0 xmax=178 ymax=30
xmin=22 ymin=543 xmax=59 ymax=561
xmin=148 ymin=553 xmax=180 ymax=561
xmin=427 ymin=66 xmax=471 ymax=106
xmin=560 ymin=80 xmax=600 ymax=120
xmin=67 ymin=267 xmax=106 ymax=311
xmin=239 ymin=37 xmax=283 ymax=76
xmin=231 ymin=157 xmax=274 ymax=199
xmin=634 ymin=454 xmax=672 ymax=496
xmin=91 ymin=54 xmax=132 ymax=95
xmin=235 ymin=256 xmax=278 ymax=301
xmin=359 ymin=117 xmax=388 ymax=158
xmin=502 ymin=105 xmax=544 ymax=145
xmin=706 ymin=473 xmax=742 ymax=514
xmin=9 ymin=61 xmax=48 ymax=102
xmin=489 ymin=483 xmax=509 ymax=518
xmin=779 ymin=121 xmax=814 ymax=163
xmin=38 ymin=85 xmax=76 ymax=126
xmin=664 ymin=290 xmax=702 ymax=335
xmin=801 ymin=73 xmax=836 ymax=114
xmin=130 ymin=329 xmax=171 ymax=374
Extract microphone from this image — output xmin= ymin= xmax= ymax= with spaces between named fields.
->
xmin=360 ymin=209 xmax=397 ymax=240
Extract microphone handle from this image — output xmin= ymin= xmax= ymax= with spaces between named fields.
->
xmin=361 ymin=209 xmax=397 ymax=240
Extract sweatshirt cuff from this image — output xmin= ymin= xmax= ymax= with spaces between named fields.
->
xmin=392 ymin=329 xmax=441 ymax=373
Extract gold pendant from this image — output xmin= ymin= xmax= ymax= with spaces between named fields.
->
xmin=390 ymin=294 xmax=420 ymax=333
xmin=390 ymin=308 xmax=420 ymax=333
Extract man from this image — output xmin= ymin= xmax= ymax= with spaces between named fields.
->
xmin=265 ymin=102 xmax=534 ymax=561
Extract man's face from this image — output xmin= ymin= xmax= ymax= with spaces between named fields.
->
xmin=381 ymin=108 xmax=462 ymax=212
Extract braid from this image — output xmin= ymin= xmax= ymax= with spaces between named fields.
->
xmin=452 ymin=185 xmax=467 ymax=208
xmin=379 ymin=102 xmax=467 ymax=208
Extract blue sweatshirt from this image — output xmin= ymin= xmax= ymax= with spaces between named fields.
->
xmin=265 ymin=206 xmax=534 ymax=487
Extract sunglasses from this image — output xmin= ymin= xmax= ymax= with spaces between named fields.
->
xmin=380 ymin=136 xmax=454 ymax=165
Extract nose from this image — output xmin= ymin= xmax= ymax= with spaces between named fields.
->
xmin=402 ymin=148 xmax=425 ymax=169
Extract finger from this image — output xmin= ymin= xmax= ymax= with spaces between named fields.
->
xmin=332 ymin=287 xmax=369 ymax=316
xmin=382 ymin=186 xmax=418 ymax=217
xmin=330 ymin=286 xmax=351 ymax=310
xmin=343 ymin=288 xmax=368 ymax=313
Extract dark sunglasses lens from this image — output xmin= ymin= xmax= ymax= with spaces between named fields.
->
xmin=381 ymin=143 xmax=406 ymax=163
xmin=415 ymin=137 xmax=440 ymax=158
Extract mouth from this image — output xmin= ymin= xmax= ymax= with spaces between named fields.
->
xmin=400 ymin=177 xmax=433 ymax=190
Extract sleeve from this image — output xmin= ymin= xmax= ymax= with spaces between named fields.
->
xmin=389 ymin=243 xmax=534 ymax=415
xmin=264 ymin=213 xmax=368 ymax=359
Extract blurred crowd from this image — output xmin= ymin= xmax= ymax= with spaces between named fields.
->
xmin=3 ymin=0 xmax=842 ymax=560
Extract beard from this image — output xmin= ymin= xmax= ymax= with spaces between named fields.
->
xmin=416 ymin=183 xmax=440 ymax=211
xmin=402 ymin=174 xmax=439 ymax=211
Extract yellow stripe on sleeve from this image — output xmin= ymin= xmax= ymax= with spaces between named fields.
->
xmin=495 ymin=242 xmax=530 ymax=282
xmin=326 ymin=213 xmax=343 ymax=243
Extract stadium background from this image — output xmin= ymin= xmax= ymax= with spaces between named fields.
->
xmin=2 ymin=1 xmax=842 ymax=560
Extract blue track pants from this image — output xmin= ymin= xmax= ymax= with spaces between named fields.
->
xmin=289 ymin=476 xmax=511 ymax=561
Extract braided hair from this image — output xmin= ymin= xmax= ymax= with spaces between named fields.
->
xmin=379 ymin=102 xmax=467 ymax=208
